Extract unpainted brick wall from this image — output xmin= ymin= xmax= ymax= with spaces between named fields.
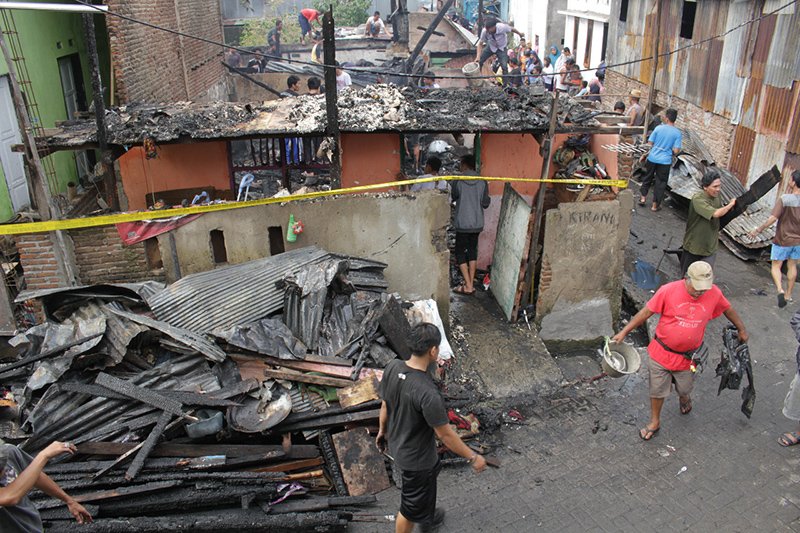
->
xmin=603 ymin=70 xmax=735 ymax=167
xmin=14 ymin=233 xmax=68 ymax=291
xmin=106 ymin=0 xmax=225 ymax=104
xmin=69 ymin=226 xmax=165 ymax=285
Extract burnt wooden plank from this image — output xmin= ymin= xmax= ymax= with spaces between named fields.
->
xmin=336 ymin=374 xmax=380 ymax=408
xmin=249 ymin=457 xmax=323 ymax=473
xmin=95 ymin=373 xmax=185 ymax=417
xmin=36 ymin=481 xmax=182 ymax=510
xmin=77 ymin=442 xmax=319 ymax=459
xmin=263 ymin=368 xmax=353 ymax=388
xmin=270 ymin=409 xmax=380 ymax=434
xmin=331 ymin=428 xmax=390 ymax=496
xmin=125 ymin=411 xmax=173 ymax=480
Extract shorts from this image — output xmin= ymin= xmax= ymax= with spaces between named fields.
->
xmin=454 ymin=232 xmax=479 ymax=264
xmin=648 ymin=357 xmax=694 ymax=399
xmin=399 ymin=461 xmax=441 ymax=524
xmin=298 ymin=13 xmax=312 ymax=35
xmin=783 ymin=372 xmax=800 ymax=421
xmin=771 ymin=243 xmax=800 ymax=262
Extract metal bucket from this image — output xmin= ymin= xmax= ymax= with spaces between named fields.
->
xmin=601 ymin=339 xmax=641 ymax=378
xmin=462 ymin=62 xmax=483 ymax=88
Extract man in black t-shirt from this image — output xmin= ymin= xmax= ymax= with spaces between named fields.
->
xmin=377 ymin=323 xmax=486 ymax=533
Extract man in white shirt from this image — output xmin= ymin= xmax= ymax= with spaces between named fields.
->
xmin=365 ymin=11 xmax=390 ymax=37
xmin=335 ymin=61 xmax=352 ymax=91
xmin=476 ymin=17 xmax=524 ymax=82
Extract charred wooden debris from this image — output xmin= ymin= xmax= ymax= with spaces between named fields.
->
xmin=0 ymin=245 xmax=465 ymax=531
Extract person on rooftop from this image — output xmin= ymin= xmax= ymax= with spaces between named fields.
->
xmin=298 ymin=8 xmax=321 ymax=45
xmin=365 ymin=11 xmax=390 ymax=37
xmin=476 ymin=17 xmax=524 ymax=84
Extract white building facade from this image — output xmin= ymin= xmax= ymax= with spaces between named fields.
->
xmin=558 ymin=0 xmax=610 ymax=78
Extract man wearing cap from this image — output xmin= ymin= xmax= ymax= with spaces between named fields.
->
xmin=611 ymin=261 xmax=748 ymax=441
xmin=1 ymin=441 xmax=92 ymax=530
xmin=627 ymin=90 xmax=645 ymax=128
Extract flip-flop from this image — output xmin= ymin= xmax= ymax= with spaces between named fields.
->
xmin=651 ymin=205 xmax=662 ymax=212
xmin=639 ymin=426 xmax=660 ymax=441
xmin=680 ymin=398 xmax=692 ymax=415
xmin=638 ymin=198 xmax=647 ymax=206
xmin=779 ymin=431 xmax=800 ymax=447
xmin=453 ymin=285 xmax=474 ymax=295
xmin=778 ymin=293 xmax=787 ymax=308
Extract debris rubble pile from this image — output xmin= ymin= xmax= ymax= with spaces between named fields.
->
xmin=0 ymin=246 xmax=462 ymax=531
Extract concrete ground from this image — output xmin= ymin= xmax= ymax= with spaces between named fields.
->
xmin=350 ymin=195 xmax=800 ymax=532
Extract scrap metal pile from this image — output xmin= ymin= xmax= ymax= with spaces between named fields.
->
xmin=0 ymin=246 xmax=452 ymax=532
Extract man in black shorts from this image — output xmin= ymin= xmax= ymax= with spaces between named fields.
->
xmin=377 ymin=323 xmax=486 ymax=532
xmin=451 ymin=154 xmax=490 ymax=295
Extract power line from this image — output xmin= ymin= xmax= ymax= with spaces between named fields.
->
xmin=70 ymin=0 xmax=797 ymax=82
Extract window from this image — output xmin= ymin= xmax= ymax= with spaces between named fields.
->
xmin=210 ymin=230 xmax=228 ymax=264
xmin=680 ymin=0 xmax=697 ymax=39
xmin=268 ymin=226 xmax=285 ymax=256
xmin=619 ymin=0 xmax=629 ymax=22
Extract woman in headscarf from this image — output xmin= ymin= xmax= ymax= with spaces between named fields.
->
xmin=547 ymin=44 xmax=561 ymax=69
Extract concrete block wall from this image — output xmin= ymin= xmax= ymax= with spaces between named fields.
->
xmin=106 ymin=0 xmax=226 ymax=103
xmin=70 ymin=226 xmax=164 ymax=285
xmin=604 ymin=71 xmax=735 ymax=167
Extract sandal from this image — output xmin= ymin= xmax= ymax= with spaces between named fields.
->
xmin=779 ymin=431 xmax=800 ymax=447
xmin=778 ymin=293 xmax=787 ymax=308
xmin=639 ymin=426 xmax=660 ymax=441
xmin=453 ymin=285 xmax=475 ymax=295
xmin=638 ymin=197 xmax=647 ymax=206
xmin=680 ymin=398 xmax=692 ymax=415
xmin=651 ymin=204 xmax=661 ymax=212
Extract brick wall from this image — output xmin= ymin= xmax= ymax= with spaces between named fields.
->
xmin=106 ymin=0 xmax=226 ymax=104
xmin=15 ymin=233 xmax=68 ymax=291
xmin=604 ymin=70 xmax=735 ymax=167
xmin=617 ymin=133 xmax=636 ymax=181
xmin=69 ymin=226 xmax=164 ymax=285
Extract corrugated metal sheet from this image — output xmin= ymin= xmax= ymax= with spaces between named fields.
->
xmin=147 ymin=246 xmax=330 ymax=333
xmin=714 ymin=0 xmax=751 ymax=119
xmin=748 ymin=133 xmax=787 ymax=207
xmin=764 ymin=10 xmax=800 ymax=88
xmin=788 ymin=92 xmax=800 ymax=154
xmin=750 ymin=14 xmax=776 ymax=80
xmin=758 ymin=84 xmax=796 ymax=137
xmin=739 ymin=78 xmax=763 ymax=130
xmin=701 ymin=39 xmax=724 ymax=111
xmin=729 ymin=125 xmax=756 ymax=185
xmin=639 ymin=11 xmax=657 ymax=86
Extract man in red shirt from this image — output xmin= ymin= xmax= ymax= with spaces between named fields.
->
xmin=611 ymin=261 xmax=748 ymax=440
xmin=298 ymin=8 xmax=322 ymax=45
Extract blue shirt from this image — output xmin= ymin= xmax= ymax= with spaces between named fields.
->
xmin=647 ymin=124 xmax=682 ymax=165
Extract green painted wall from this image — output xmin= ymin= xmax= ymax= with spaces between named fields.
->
xmin=0 ymin=5 xmax=110 ymax=220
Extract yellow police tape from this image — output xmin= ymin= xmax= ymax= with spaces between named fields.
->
xmin=0 ymin=175 xmax=628 ymax=236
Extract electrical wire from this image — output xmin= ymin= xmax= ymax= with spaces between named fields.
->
xmin=71 ymin=0 xmax=798 ymax=81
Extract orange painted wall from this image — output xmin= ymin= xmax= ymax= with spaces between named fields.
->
xmin=118 ymin=141 xmax=232 ymax=211
xmin=590 ymin=133 xmax=620 ymax=179
xmin=340 ymin=133 xmax=402 ymax=191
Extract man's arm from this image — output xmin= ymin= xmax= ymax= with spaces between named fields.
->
xmin=611 ymin=307 xmax=655 ymax=344
xmin=433 ymin=424 xmax=487 ymax=472
xmin=723 ymin=307 xmax=748 ymax=343
xmin=481 ymin=182 xmax=490 ymax=208
xmin=375 ymin=400 xmax=388 ymax=451
xmin=711 ymin=199 xmax=736 ymax=218
xmin=35 ymin=473 xmax=92 ymax=524
xmin=749 ymin=215 xmax=778 ymax=237
xmin=0 ymin=442 xmax=74 ymax=507
xmin=475 ymin=41 xmax=484 ymax=62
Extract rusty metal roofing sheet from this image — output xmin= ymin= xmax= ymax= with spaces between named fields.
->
xmin=739 ymin=78 xmax=763 ymax=131
xmin=788 ymin=96 xmax=800 ymax=154
xmin=714 ymin=1 xmax=750 ymax=119
xmin=701 ymin=39 xmax=724 ymax=112
xmin=751 ymin=14 xmax=777 ymax=80
xmin=764 ymin=10 xmax=800 ymax=88
xmin=749 ymin=133 xmax=787 ymax=207
xmin=146 ymin=246 xmax=330 ymax=333
xmin=729 ymin=125 xmax=756 ymax=185
xmin=758 ymin=84 xmax=796 ymax=138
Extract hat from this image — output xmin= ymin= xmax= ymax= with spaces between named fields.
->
xmin=630 ymin=89 xmax=642 ymax=98
xmin=687 ymin=261 xmax=714 ymax=291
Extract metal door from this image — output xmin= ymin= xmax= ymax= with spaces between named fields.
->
xmin=0 ymin=76 xmax=29 ymax=213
